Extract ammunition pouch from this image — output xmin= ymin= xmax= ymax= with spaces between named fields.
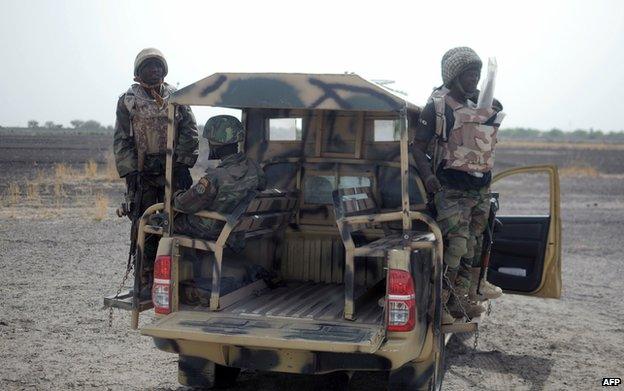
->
xmin=142 ymin=154 xmax=166 ymax=175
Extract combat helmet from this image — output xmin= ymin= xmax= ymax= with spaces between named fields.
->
xmin=134 ymin=48 xmax=168 ymax=77
xmin=203 ymin=115 xmax=245 ymax=145
xmin=441 ymin=47 xmax=482 ymax=87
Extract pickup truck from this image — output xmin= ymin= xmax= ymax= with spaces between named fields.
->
xmin=105 ymin=73 xmax=562 ymax=390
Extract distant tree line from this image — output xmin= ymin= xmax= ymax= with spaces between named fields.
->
xmin=26 ymin=119 xmax=113 ymax=132
xmin=499 ymin=127 xmax=624 ymax=142
xmin=15 ymin=120 xmax=624 ymax=142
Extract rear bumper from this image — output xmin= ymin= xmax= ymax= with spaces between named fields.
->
xmin=142 ymin=310 xmax=436 ymax=373
xmin=141 ymin=310 xmax=389 ymax=374
xmin=152 ymin=337 xmax=392 ymax=374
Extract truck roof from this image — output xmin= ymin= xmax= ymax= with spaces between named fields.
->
xmin=170 ymin=72 xmax=419 ymax=112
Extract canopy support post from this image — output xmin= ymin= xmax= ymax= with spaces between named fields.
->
xmin=165 ymin=103 xmax=177 ymax=236
xmin=399 ymin=108 xmax=411 ymax=232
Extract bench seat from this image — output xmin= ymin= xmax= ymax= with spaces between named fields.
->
xmin=172 ymin=189 xmax=299 ymax=310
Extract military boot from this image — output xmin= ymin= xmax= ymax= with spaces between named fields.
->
xmin=441 ymin=268 xmax=459 ymax=325
xmin=139 ymin=269 xmax=153 ymax=300
xmin=448 ymin=273 xmax=485 ymax=319
xmin=469 ymin=267 xmax=503 ymax=301
xmin=441 ymin=289 xmax=456 ymax=325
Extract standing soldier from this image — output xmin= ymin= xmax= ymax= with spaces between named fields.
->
xmin=173 ymin=115 xmax=266 ymax=241
xmin=114 ymin=48 xmax=199 ymax=297
xmin=412 ymin=47 xmax=504 ymax=323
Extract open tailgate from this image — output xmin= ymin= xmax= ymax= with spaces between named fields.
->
xmin=141 ymin=310 xmax=385 ymax=353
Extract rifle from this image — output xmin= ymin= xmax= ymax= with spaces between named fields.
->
xmin=128 ymin=174 xmax=144 ymax=308
xmin=116 ymin=174 xmax=144 ymax=269
xmin=477 ymin=192 xmax=499 ymax=295
xmin=115 ymin=173 xmax=144 ymax=313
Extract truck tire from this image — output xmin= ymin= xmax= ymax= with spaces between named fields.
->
xmin=388 ymin=333 xmax=445 ymax=391
xmin=312 ymin=371 xmax=351 ymax=390
xmin=178 ymin=354 xmax=240 ymax=389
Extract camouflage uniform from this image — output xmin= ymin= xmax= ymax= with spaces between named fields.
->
xmin=114 ymin=48 xmax=199 ymax=178
xmin=173 ymin=152 xmax=266 ymax=239
xmin=173 ymin=115 xmax=266 ymax=243
xmin=433 ymin=187 xmax=490 ymax=289
xmin=415 ymin=47 xmax=504 ymax=313
xmin=114 ymin=48 xmax=199 ymax=282
xmin=113 ymin=83 xmax=199 ymax=178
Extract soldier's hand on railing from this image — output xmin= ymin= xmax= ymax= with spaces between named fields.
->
xmin=147 ymin=212 xmax=168 ymax=227
xmin=424 ymin=174 xmax=443 ymax=194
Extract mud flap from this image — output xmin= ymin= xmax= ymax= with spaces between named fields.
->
xmin=388 ymin=328 xmax=445 ymax=391
xmin=178 ymin=355 xmax=240 ymax=388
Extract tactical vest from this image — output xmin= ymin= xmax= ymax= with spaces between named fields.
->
xmin=431 ymin=88 xmax=505 ymax=173
xmin=123 ymin=83 xmax=176 ymax=170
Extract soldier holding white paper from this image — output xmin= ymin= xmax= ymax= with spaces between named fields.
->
xmin=412 ymin=47 xmax=505 ymax=323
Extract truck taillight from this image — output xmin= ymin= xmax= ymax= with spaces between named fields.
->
xmin=153 ymin=255 xmax=171 ymax=315
xmin=386 ymin=269 xmax=416 ymax=332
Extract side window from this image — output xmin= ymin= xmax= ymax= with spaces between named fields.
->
xmin=373 ymin=119 xmax=400 ymax=141
xmin=339 ymin=176 xmax=371 ymax=189
xmin=268 ymin=118 xmax=303 ymax=141
xmin=303 ymin=175 xmax=371 ymax=204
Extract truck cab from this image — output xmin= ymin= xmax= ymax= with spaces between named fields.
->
xmin=105 ymin=73 xmax=562 ymax=390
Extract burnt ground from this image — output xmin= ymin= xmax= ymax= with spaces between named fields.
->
xmin=0 ymin=134 xmax=623 ymax=390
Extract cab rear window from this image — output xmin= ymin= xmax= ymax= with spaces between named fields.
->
xmin=269 ymin=118 xmax=303 ymax=141
xmin=303 ymin=175 xmax=371 ymax=204
xmin=374 ymin=119 xmax=400 ymax=141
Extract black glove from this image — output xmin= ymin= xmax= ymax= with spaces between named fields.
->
xmin=125 ymin=171 xmax=140 ymax=194
xmin=424 ymin=175 xmax=443 ymax=194
xmin=174 ymin=164 xmax=193 ymax=191
xmin=147 ymin=212 xmax=168 ymax=227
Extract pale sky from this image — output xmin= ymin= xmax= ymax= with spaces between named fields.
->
xmin=1 ymin=0 xmax=623 ymax=131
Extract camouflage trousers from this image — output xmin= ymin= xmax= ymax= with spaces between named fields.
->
xmin=137 ymin=169 xmax=192 ymax=276
xmin=137 ymin=177 xmax=165 ymax=278
xmin=434 ymin=186 xmax=491 ymax=288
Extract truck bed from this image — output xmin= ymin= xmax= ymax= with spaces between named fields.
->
xmin=142 ymin=282 xmax=385 ymax=353
xmin=219 ymin=281 xmax=383 ymax=324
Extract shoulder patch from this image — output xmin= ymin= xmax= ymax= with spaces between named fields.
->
xmin=195 ymin=177 xmax=210 ymax=194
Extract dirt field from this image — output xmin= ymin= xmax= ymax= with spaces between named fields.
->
xmin=1 ymin=134 xmax=622 ymax=390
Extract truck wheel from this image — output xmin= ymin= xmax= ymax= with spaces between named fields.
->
xmin=388 ymin=333 xmax=445 ymax=391
xmin=178 ymin=354 xmax=241 ymax=389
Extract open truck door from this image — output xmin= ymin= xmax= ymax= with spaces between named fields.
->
xmin=487 ymin=165 xmax=562 ymax=299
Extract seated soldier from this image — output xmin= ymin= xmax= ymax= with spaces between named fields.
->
xmin=173 ymin=115 xmax=266 ymax=241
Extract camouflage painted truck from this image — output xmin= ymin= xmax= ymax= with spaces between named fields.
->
xmin=105 ymin=73 xmax=562 ymax=390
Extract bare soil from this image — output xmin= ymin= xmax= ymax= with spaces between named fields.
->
xmin=1 ymin=134 xmax=622 ymax=390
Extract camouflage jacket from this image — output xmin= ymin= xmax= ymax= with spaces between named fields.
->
xmin=113 ymin=83 xmax=199 ymax=177
xmin=173 ymin=153 xmax=267 ymax=236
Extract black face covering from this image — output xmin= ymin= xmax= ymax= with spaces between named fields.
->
xmin=208 ymin=145 xmax=218 ymax=160
xmin=208 ymin=144 xmax=238 ymax=160
xmin=454 ymin=78 xmax=478 ymax=100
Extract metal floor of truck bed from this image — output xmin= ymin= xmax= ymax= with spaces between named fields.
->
xmin=203 ymin=281 xmax=383 ymax=325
